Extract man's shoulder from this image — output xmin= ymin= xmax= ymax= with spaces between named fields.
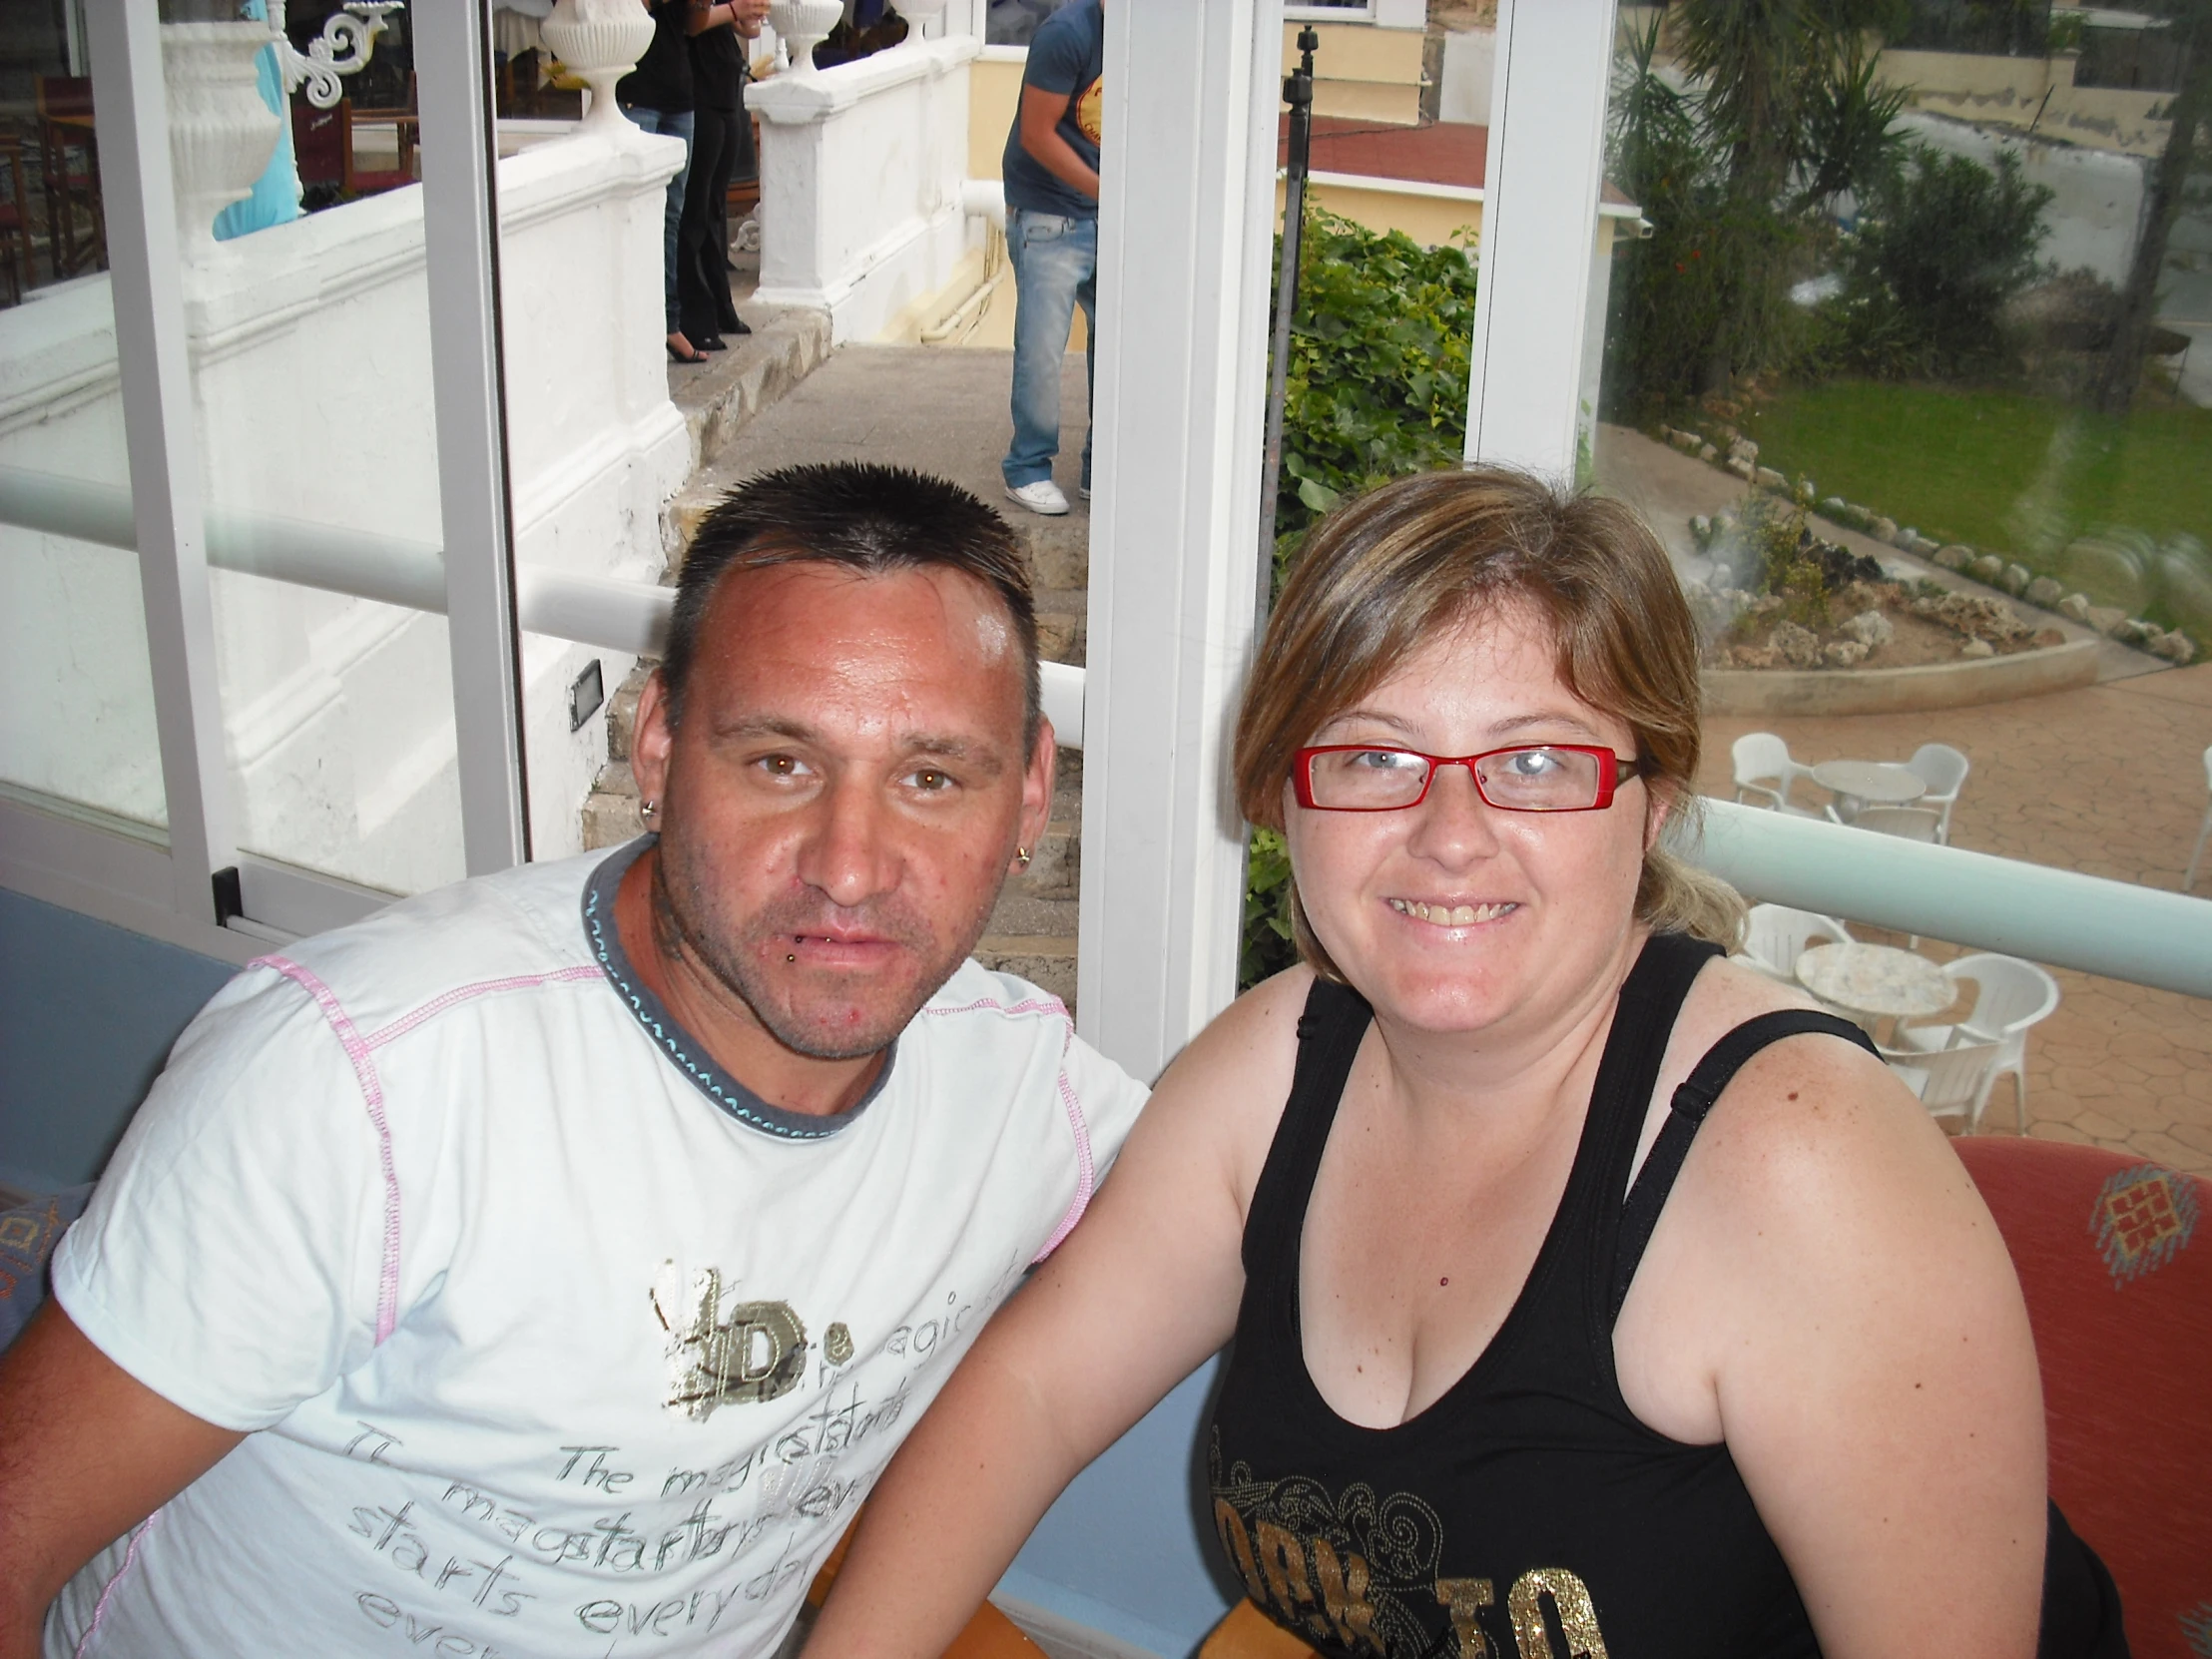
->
xmin=1027 ymin=0 xmax=1103 ymax=77
xmin=915 ymin=958 xmax=1074 ymax=1045
xmin=244 ymin=848 xmax=610 ymax=1041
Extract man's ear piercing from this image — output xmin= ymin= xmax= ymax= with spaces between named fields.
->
xmin=641 ymin=800 xmax=658 ymax=821
xmin=1015 ymin=845 xmax=1032 ymax=867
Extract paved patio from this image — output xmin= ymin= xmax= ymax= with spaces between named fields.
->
xmin=1586 ymin=412 xmax=2212 ymax=1177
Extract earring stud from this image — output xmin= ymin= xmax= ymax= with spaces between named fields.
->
xmin=640 ymin=799 xmax=658 ymax=821
xmin=1015 ymin=845 xmax=1032 ymax=867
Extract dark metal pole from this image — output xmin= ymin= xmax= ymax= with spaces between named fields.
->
xmin=1257 ymin=25 xmax=1318 ymax=632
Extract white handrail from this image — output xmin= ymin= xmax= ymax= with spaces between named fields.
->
xmin=0 ymin=466 xmax=1088 ymax=745
xmin=1677 ymin=802 xmax=2212 ymax=1000
xmin=7 ymin=465 xmax=2208 ymax=996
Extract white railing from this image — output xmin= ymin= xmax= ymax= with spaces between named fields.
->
xmin=0 ymin=466 xmax=1088 ymax=749
xmin=9 ymin=459 xmax=2209 ymax=995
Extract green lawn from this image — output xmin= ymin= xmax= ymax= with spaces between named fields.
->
xmin=1735 ymin=382 xmax=2212 ymax=636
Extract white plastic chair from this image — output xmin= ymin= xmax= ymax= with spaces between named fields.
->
xmin=1737 ymin=903 xmax=1854 ymax=982
xmin=2186 ymin=745 xmax=2211 ymax=892
xmin=1852 ymin=806 xmax=1943 ymax=842
xmin=1894 ymin=953 xmax=2060 ymax=1134
xmin=1884 ymin=1038 xmax=2007 ymax=1129
xmin=1904 ymin=743 xmax=1970 ymax=843
xmin=1732 ymin=733 xmax=1821 ymax=817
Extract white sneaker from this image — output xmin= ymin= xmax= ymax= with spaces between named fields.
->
xmin=1004 ymin=479 xmax=1070 ymax=516
xmin=1079 ymin=484 xmax=1091 ymax=501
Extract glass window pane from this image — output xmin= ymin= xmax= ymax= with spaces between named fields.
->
xmin=162 ymin=3 xmax=468 ymax=895
xmin=0 ymin=57 xmax=168 ymax=838
xmin=1593 ymin=8 xmax=2211 ymax=1167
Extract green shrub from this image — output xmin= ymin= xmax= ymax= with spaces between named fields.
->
xmin=1240 ymin=207 xmax=1480 ymax=990
xmin=1810 ymin=143 xmax=2053 ymax=380
xmin=1271 ymin=207 xmax=1480 ymax=564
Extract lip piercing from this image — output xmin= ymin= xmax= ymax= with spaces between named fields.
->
xmin=786 ymin=952 xmax=797 ymax=963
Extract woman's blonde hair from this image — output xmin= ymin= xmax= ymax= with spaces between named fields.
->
xmin=1234 ymin=465 xmax=1744 ymax=980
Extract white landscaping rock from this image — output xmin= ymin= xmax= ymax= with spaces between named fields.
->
xmin=1870 ymin=516 xmax=1898 ymax=543
xmin=1841 ymin=609 xmax=1895 ymax=648
xmin=2024 ymin=576 xmax=2065 ymax=607
xmin=2058 ymin=593 xmax=2094 ymax=622
xmin=1934 ymin=544 xmax=1973 ymax=570
xmin=1959 ymin=638 xmax=1995 ymax=659
xmin=1824 ymin=640 xmax=1870 ymax=666
xmin=2001 ymin=563 xmax=2032 ymax=596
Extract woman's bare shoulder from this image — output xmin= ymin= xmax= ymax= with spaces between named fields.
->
xmin=1136 ymin=963 xmax=1316 ymax=1197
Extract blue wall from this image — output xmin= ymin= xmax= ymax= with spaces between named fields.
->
xmin=1001 ymin=1358 xmax=1239 ymax=1656
xmin=0 ymin=888 xmax=236 ymax=1195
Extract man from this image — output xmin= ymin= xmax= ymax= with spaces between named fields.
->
xmin=998 ymin=0 xmax=1104 ymax=517
xmin=0 ymin=464 xmax=1146 ymax=1658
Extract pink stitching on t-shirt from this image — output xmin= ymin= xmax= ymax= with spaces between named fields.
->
xmin=361 ymin=965 xmax=607 ymax=1051
xmin=73 ymin=1509 xmax=162 ymax=1658
xmin=922 ymin=994 xmax=1094 ymax=1263
xmin=1032 ymin=1064 xmax=1096 ymax=1264
xmin=254 ymin=955 xmax=402 ymax=1346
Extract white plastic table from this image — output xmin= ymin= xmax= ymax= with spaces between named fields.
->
xmin=1810 ymin=760 xmax=1927 ymax=806
xmin=1796 ymin=942 xmax=1953 ymax=1037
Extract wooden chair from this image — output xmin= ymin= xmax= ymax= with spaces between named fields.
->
xmin=290 ymin=93 xmax=414 ymax=201
xmin=350 ymin=71 xmax=418 ymax=190
xmin=35 ymin=75 xmax=104 ymax=279
xmin=0 ymin=136 xmax=33 ymax=303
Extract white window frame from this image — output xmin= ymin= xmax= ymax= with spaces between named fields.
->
xmin=1 ymin=0 xmax=530 ymax=963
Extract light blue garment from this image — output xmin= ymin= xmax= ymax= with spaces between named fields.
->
xmin=1003 ymin=208 xmax=1097 ymax=491
xmin=213 ymin=0 xmax=301 ymax=242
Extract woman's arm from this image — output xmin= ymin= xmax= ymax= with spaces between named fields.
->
xmin=1629 ymin=1035 xmax=2046 ymax=1659
xmin=803 ymin=971 xmax=1310 ymax=1659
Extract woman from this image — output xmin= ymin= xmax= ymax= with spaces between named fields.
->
xmin=804 ymin=469 xmax=2122 ymax=1659
xmin=616 ymin=0 xmax=702 ymax=363
xmin=678 ymin=0 xmax=762 ymax=350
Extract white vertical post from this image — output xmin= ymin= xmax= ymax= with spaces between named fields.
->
xmin=86 ymin=3 xmax=238 ymax=924
xmin=1077 ymin=0 xmax=1281 ymax=1080
xmin=1462 ymin=0 xmax=1617 ymax=479
xmin=416 ymin=2 xmax=532 ymax=873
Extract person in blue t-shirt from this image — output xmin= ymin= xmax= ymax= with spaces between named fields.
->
xmin=998 ymin=0 xmax=1103 ymax=517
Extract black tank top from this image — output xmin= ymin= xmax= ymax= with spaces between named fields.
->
xmin=1206 ymin=932 xmax=2127 ymax=1659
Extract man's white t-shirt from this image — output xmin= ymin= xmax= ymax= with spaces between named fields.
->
xmin=47 ymin=841 xmax=1147 ymax=1659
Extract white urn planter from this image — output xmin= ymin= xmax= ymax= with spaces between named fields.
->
xmin=768 ymin=0 xmax=842 ymax=76
xmin=161 ymin=21 xmax=282 ymax=262
xmin=541 ymin=0 xmax=657 ymax=133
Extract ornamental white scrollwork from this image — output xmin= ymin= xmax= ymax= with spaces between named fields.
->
xmin=268 ymin=0 xmax=406 ymax=111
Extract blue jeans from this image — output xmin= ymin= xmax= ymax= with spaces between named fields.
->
xmin=621 ymin=104 xmax=693 ymax=334
xmin=1003 ymin=208 xmax=1098 ymax=491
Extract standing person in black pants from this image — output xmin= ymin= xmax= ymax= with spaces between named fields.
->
xmin=680 ymin=0 xmax=767 ymax=349
xmin=617 ymin=0 xmax=703 ymax=364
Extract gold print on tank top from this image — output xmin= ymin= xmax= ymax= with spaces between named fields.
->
xmin=1075 ymin=79 xmax=1103 ymax=145
xmin=1434 ymin=1579 xmax=1497 ymax=1658
xmin=1213 ymin=1499 xmax=1385 ymax=1655
xmin=1507 ymin=1569 xmax=1610 ymax=1659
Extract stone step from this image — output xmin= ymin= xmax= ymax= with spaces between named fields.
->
xmin=665 ymin=303 xmax=834 ymax=545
